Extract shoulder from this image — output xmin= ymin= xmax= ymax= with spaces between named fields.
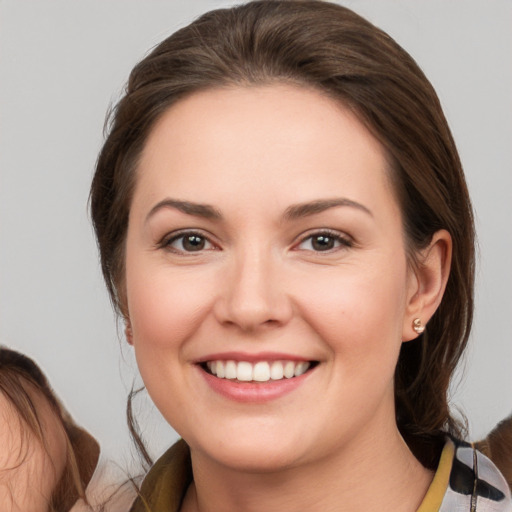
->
xmin=130 ymin=439 xmax=192 ymax=512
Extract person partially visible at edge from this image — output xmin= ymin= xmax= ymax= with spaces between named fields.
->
xmin=0 ymin=347 xmax=99 ymax=511
xmin=0 ymin=347 xmax=138 ymax=511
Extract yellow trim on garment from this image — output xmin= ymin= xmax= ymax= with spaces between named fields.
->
xmin=416 ymin=440 xmax=455 ymax=512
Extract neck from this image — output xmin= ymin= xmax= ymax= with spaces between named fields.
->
xmin=181 ymin=420 xmax=433 ymax=512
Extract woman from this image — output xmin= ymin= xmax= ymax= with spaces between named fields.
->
xmin=89 ymin=1 xmax=511 ymax=511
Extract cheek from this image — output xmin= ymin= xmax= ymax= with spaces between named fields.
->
xmin=293 ymin=257 xmax=408 ymax=363
xmin=124 ymin=262 xmax=219 ymax=417
xmin=126 ymin=263 xmax=217 ymax=351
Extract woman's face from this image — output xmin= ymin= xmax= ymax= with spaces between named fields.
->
xmin=125 ymin=84 xmax=418 ymax=471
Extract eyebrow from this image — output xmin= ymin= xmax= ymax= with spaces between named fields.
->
xmin=146 ymin=197 xmax=372 ymax=223
xmin=146 ymin=199 xmax=222 ymax=222
xmin=283 ymin=198 xmax=373 ymax=220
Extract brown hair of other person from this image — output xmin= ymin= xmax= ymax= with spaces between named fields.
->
xmin=475 ymin=415 xmax=512 ymax=491
xmin=0 ymin=348 xmax=99 ymax=511
xmin=90 ymin=0 xmax=475 ymax=469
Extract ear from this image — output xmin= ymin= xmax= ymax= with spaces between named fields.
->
xmin=402 ymin=229 xmax=452 ymax=341
xmin=124 ymin=318 xmax=134 ymax=345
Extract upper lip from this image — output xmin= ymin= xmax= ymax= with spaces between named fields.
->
xmin=194 ymin=351 xmax=314 ymax=363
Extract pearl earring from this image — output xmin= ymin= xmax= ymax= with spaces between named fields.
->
xmin=412 ymin=318 xmax=425 ymax=334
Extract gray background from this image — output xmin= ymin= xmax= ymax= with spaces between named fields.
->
xmin=1 ymin=0 xmax=511 ymax=466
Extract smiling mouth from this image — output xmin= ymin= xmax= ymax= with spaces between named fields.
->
xmin=201 ymin=360 xmax=318 ymax=383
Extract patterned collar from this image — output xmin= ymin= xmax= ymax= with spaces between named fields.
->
xmin=130 ymin=438 xmax=512 ymax=512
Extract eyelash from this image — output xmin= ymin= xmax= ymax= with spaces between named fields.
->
xmin=160 ymin=229 xmax=352 ymax=254
xmin=160 ymin=230 xmax=216 ymax=254
xmin=294 ymin=229 xmax=353 ymax=253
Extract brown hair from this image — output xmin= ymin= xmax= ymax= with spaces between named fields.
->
xmin=475 ymin=414 xmax=512 ymax=490
xmin=0 ymin=348 xmax=99 ymax=510
xmin=90 ymin=0 xmax=474 ymax=468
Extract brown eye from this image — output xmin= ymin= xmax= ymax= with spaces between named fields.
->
xmin=297 ymin=231 xmax=352 ymax=252
xmin=166 ymin=232 xmax=213 ymax=253
xmin=182 ymin=234 xmax=206 ymax=251
xmin=311 ymin=234 xmax=336 ymax=251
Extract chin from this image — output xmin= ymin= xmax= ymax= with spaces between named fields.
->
xmin=213 ymin=446 xmax=302 ymax=474
xmin=189 ymin=430 xmax=309 ymax=474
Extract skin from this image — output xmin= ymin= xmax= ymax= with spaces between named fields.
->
xmin=0 ymin=383 xmax=67 ymax=512
xmin=124 ymin=84 xmax=451 ymax=512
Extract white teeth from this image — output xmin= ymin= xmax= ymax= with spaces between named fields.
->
xmin=294 ymin=362 xmax=309 ymax=377
xmin=270 ymin=361 xmax=284 ymax=380
xmin=253 ymin=362 xmax=270 ymax=382
xmin=206 ymin=360 xmax=311 ymax=382
xmin=283 ymin=361 xmax=295 ymax=379
xmin=216 ymin=361 xmax=225 ymax=378
xmin=225 ymin=360 xmax=237 ymax=379
xmin=237 ymin=361 xmax=253 ymax=381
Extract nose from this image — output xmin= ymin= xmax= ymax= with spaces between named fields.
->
xmin=213 ymin=247 xmax=293 ymax=331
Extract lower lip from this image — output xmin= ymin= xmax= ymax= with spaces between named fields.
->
xmin=198 ymin=366 xmax=313 ymax=403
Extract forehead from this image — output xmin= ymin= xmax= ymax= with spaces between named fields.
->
xmin=133 ymin=84 xmax=398 ymax=220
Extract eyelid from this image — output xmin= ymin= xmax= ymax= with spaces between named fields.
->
xmin=157 ymin=228 xmax=353 ymax=254
xmin=159 ymin=229 xmax=219 ymax=253
xmin=293 ymin=229 xmax=353 ymax=252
